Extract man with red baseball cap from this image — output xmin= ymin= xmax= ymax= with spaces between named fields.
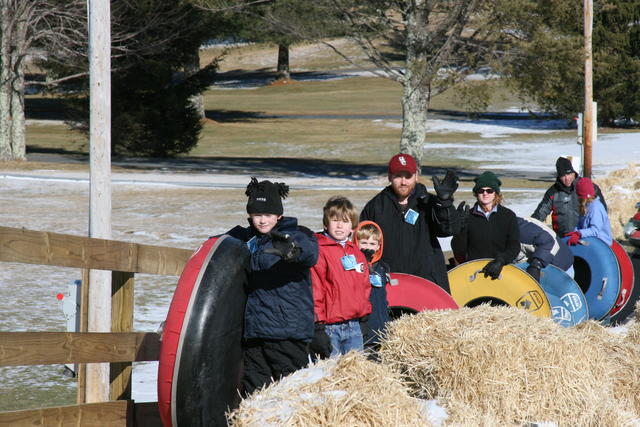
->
xmin=360 ymin=153 xmax=461 ymax=292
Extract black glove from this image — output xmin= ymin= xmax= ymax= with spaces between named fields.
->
xmin=481 ymin=257 xmax=505 ymax=280
xmin=432 ymin=169 xmax=459 ymax=207
xmin=526 ymin=258 xmax=543 ymax=282
xmin=309 ymin=323 xmax=332 ymax=359
xmin=361 ymin=248 xmax=375 ymax=262
xmin=359 ymin=315 xmax=373 ymax=346
xmin=264 ymin=231 xmax=300 ymax=261
xmin=456 ymin=201 xmax=470 ymax=229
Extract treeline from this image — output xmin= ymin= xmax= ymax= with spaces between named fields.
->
xmin=1 ymin=0 xmax=639 ymax=161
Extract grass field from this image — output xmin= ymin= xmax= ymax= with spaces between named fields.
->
xmin=24 ymin=40 xmax=551 ymax=189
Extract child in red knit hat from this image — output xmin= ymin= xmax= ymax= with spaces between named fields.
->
xmin=565 ymin=177 xmax=612 ymax=246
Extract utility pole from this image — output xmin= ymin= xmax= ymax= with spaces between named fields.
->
xmin=86 ymin=0 xmax=112 ymax=403
xmin=583 ymin=0 xmax=593 ymax=178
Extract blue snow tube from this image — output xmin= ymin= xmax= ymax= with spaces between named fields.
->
xmin=516 ymin=263 xmax=588 ymax=327
xmin=565 ymin=236 xmax=620 ymax=320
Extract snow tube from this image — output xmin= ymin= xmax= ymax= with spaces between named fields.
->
xmin=610 ymin=245 xmax=639 ymax=325
xmin=515 ymin=263 xmax=588 ymax=327
xmin=386 ymin=273 xmax=458 ymax=317
xmin=609 ymin=240 xmax=635 ymax=321
xmin=566 ymin=236 xmax=620 ymax=320
xmin=158 ymin=235 xmax=250 ymax=427
xmin=448 ymin=259 xmax=552 ymax=318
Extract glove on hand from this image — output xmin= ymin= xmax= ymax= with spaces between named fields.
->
xmin=526 ymin=258 xmax=543 ymax=282
xmin=564 ymin=231 xmax=582 ymax=246
xmin=456 ymin=201 xmax=470 ymax=229
xmin=481 ymin=257 xmax=505 ymax=280
xmin=432 ymin=169 xmax=459 ymax=207
xmin=359 ymin=315 xmax=373 ymax=346
xmin=361 ymin=248 xmax=375 ymax=262
xmin=309 ymin=323 xmax=332 ymax=359
xmin=265 ymin=231 xmax=300 ymax=261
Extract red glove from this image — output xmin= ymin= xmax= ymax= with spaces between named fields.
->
xmin=564 ymin=231 xmax=582 ymax=246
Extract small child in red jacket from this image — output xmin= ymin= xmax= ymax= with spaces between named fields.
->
xmin=310 ymin=196 xmax=372 ymax=357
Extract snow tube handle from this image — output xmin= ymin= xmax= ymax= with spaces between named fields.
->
xmin=469 ymin=269 xmax=501 ymax=282
xmin=597 ymin=277 xmax=608 ymax=301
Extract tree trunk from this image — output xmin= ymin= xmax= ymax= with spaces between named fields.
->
xmin=186 ymin=48 xmax=205 ymax=119
xmin=276 ymin=43 xmax=290 ymax=81
xmin=0 ymin=6 xmax=13 ymax=161
xmin=398 ymin=1 xmax=430 ymax=166
xmin=399 ymin=79 xmax=429 ymax=166
xmin=10 ymin=10 xmax=26 ymax=160
xmin=10 ymin=62 xmax=26 ymax=160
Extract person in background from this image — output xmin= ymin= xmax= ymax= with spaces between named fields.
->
xmin=311 ymin=196 xmax=371 ymax=357
xmin=516 ymin=216 xmax=575 ymax=281
xmin=225 ymin=177 xmax=319 ymax=396
xmin=564 ymin=177 xmax=613 ymax=246
xmin=360 ymin=153 xmax=461 ymax=292
xmin=352 ymin=221 xmax=390 ymax=353
xmin=532 ymin=156 xmax=607 ymax=236
xmin=451 ymin=171 xmax=520 ymax=280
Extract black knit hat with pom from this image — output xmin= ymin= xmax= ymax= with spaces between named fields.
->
xmin=245 ymin=177 xmax=289 ymax=215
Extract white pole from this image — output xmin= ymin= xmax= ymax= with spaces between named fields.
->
xmin=86 ymin=0 xmax=112 ymax=403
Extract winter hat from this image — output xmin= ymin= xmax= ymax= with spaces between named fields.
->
xmin=473 ymin=171 xmax=502 ymax=194
xmin=576 ymin=177 xmax=595 ymax=199
xmin=556 ymin=157 xmax=576 ymax=177
xmin=388 ymin=153 xmax=417 ymax=176
xmin=245 ymin=177 xmax=289 ymax=215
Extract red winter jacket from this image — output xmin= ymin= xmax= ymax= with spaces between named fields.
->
xmin=311 ymin=233 xmax=372 ymax=324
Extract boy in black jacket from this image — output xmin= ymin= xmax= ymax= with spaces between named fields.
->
xmin=226 ymin=177 xmax=319 ymax=396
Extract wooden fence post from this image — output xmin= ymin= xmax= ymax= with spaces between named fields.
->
xmin=77 ymin=268 xmax=90 ymax=404
xmin=110 ymin=271 xmax=135 ymax=401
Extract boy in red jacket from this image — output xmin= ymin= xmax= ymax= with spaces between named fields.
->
xmin=311 ymin=196 xmax=372 ymax=357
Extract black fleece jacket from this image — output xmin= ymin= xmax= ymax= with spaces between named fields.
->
xmin=451 ymin=204 xmax=520 ymax=264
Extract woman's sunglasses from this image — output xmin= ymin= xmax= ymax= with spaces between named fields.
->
xmin=475 ymin=188 xmax=495 ymax=195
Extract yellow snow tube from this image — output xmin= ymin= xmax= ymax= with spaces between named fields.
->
xmin=448 ymin=259 xmax=552 ymax=318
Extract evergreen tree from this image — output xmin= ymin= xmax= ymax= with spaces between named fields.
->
xmin=45 ymin=0 xmax=218 ymax=157
xmin=503 ymin=0 xmax=640 ymax=125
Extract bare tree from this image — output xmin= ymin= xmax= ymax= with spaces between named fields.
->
xmin=196 ymin=0 xmax=510 ymax=164
xmin=318 ymin=0 xmax=510 ymax=163
xmin=0 ymin=1 xmax=74 ymax=161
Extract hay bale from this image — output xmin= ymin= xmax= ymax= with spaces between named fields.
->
xmin=227 ymin=352 xmax=432 ymax=426
xmin=379 ymin=305 xmax=640 ymax=426
xmin=594 ymin=164 xmax=640 ymax=241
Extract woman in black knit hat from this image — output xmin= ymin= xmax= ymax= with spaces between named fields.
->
xmin=451 ymin=171 xmax=520 ymax=280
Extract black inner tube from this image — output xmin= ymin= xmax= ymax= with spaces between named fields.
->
xmin=465 ymin=297 xmax=509 ymax=308
xmin=572 ymin=256 xmax=592 ymax=294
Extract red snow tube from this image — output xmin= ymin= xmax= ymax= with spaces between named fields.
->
xmin=609 ymin=240 xmax=635 ymax=318
xmin=157 ymin=235 xmax=249 ymax=427
xmin=386 ymin=272 xmax=458 ymax=317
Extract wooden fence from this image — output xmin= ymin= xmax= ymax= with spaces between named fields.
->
xmin=0 ymin=226 xmax=193 ymax=426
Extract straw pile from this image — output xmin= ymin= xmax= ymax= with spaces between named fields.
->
xmin=594 ymin=163 xmax=640 ymax=241
xmin=227 ymin=352 xmax=432 ymax=426
xmin=378 ymin=305 xmax=640 ymax=426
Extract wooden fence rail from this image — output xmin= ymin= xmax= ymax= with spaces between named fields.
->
xmin=0 ymin=332 xmax=160 ymax=366
xmin=0 ymin=226 xmax=193 ymax=426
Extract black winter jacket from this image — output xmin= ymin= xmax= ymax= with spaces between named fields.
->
xmin=366 ymin=260 xmax=390 ymax=344
xmin=532 ymin=175 xmax=607 ymax=236
xmin=451 ymin=204 xmax=520 ymax=263
xmin=360 ymin=183 xmax=460 ymax=292
xmin=226 ymin=217 xmax=319 ymax=341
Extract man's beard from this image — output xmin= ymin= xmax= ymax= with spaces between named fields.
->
xmin=393 ymin=182 xmax=415 ymax=199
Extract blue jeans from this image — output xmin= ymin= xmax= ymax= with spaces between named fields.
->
xmin=325 ymin=319 xmax=363 ymax=357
